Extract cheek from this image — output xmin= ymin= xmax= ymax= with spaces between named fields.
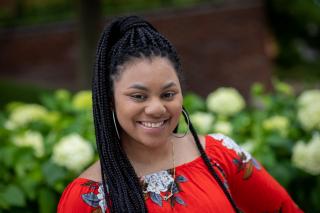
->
xmin=113 ymin=97 xmax=136 ymax=128
xmin=169 ymin=97 xmax=183 ymax=120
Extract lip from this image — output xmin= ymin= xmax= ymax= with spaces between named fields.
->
xmin=137 ymin=119 xmax=169 ymax=133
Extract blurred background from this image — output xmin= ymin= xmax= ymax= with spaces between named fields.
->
xmin=0 ymin=0 xmax=320 ymax=212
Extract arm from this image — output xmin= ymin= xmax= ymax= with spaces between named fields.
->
xmin=207 ymin=134 xmax=303 ymax=213
xmin=58 ymin=178 xmax=109 ymax=213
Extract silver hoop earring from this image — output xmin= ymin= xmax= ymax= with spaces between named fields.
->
xmin=172 ymin=108 xmax=190 ymax=138
xmin=112 ymin=110 xmax=120 ymax=140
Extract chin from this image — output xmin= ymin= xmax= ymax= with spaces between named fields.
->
xmin=138 ymin=134 xmax=171 ymax=148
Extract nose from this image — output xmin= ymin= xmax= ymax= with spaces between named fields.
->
xmin=145 ymin=98 xmax=166 ymax=117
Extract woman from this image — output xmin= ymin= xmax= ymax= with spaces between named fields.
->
xmin=58 ymin=16 xmax=303 ymax=213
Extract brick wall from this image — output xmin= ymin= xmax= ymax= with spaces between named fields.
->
xmin=0 ymin=0 xmax=271 ymax=98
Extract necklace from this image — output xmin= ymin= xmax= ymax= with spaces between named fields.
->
xmin=140 ymin=140 xmax=176 ymax=201
xmin=160 ymin=139 xmax=175 ymax=201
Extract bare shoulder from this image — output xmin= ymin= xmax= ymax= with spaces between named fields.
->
xmin=175 ymin=133 xmax=206 ymax=149
xmin=174 ymin=133 xmax=206 ymax=165
xmin=198 ymin=134 xmax=206 ymax=149
xmin=79 ymin=160 xmax=102 ymax=182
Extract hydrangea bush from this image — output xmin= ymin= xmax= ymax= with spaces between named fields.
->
xmin=0 ymin=82 xmax=319 ymax=212
xmin=0 ymin=90 xmax=96 ymax=212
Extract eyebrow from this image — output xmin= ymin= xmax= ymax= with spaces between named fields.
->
xmin=128 ymin=83 xmax=148 ymax=91
xmin=127 ymin=81 xmax=177 ymax=91
xmin=162 ymin=81 xmax=177 ymax=90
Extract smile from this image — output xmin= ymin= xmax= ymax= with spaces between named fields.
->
xmin=138 ymin=120 xmax=167 ymax=128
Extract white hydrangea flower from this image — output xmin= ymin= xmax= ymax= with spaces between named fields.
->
xmin=207 ymin=87 xmax=245 ymax=117
xmin=262 ymin=115 xmax=290 ymax=136
xmin=214 ymin=121 xmax=233 ymax=135
xmin=297 ymin=89 xmax=320 ymax=107
xmin=190 ymin=112 xmax=214 ymax=134
xmin=12 ymin=131 xmax=45 ymax=157
xmin=143 ymin=171 xmax=174 ymax=195
xmin=52 ymin=134 xmax=94 ymax=172
xmin=5 ymin=104 xmax=48 ymax=129
xmin=210 ymin=133 xmax=252 ymax=163
xmin=72 ymin=91 xmax=92 ymax=110
xmin=298 ymin=104 xmax=320 ymax=131
xmin=292 ymin=132 xmax=320 ymax=175
xmin=297 ymin=90 xmax=320 ymax=131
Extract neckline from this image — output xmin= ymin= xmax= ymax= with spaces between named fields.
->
xmin=78 ymin=135 xmax=210 ymax=183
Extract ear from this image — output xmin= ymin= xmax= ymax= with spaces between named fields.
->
xmin=110 ymin=94 xmax=116 ymax=110
xmin=110 ymin=100 xmax=114 ymax=109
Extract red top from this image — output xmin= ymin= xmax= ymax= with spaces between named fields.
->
xmin=58 ymin=134 xmax=303 ymax=213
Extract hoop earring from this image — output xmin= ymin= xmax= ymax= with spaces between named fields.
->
xmin=172 ymin=108 xmax=190 ymax=138
xmin=112 ymin=110 xmax=120 ymax=140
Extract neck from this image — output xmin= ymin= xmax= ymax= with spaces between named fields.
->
xmin=121 ymin=135 xmax=174 ymax=176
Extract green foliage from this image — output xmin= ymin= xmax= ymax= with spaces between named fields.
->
xmin=0 ymin=81 xmax=51 ymax=111
xmin=0 ymin=89 xmax=96 ymax=212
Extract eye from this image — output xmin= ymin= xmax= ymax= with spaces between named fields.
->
xmin=130 ymin=94 xmax=147 ymax=101
xmin=162 ymin=92 xmax=176 ymax=100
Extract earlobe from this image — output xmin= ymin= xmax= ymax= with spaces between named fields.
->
xmin=110 ymin=95 xmax=115 ymax=108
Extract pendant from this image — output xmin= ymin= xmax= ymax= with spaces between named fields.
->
xmin=163 ymin=192 xmax=173 ymax=201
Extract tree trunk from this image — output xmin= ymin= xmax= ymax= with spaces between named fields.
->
xmin=76 ymin=0 xmax=102 ymax=89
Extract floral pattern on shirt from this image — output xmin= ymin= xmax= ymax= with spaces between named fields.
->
xmin=81 ymin=180 xmax=108 ymax=213
xmin=210 ymin=133 xmax=261 ymax=180
xmin=139 ymin=169 xmax=188 ymax=207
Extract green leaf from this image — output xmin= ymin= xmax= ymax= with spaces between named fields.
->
xmin=42 ymin=161 xmax=67 ymax=186
xmin=19 ymin=173 xmax=41 ymax=200
xmin=38 ymin=188 xmax=58 ymax=213
xmin=0 ymin=146 xmax=17 ymax=167
xmin=14 ymin=148 xmax=36 ymax=178
xmin=183 ymin=93 xmax=205 ymax=113
xmin=0 ymin=185 xmax=26 ymax=207
xmin=0 ymin=193 xmax=9 ymax=209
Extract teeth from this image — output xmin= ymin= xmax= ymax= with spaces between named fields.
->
xmin=141 ymin=121 xmax=164 ymax=128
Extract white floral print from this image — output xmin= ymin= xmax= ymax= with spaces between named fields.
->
xmin=97 ymin=185 xmax=107 ymax=213
xmin=210 ymin=133 xmax=252 ymax=163
xmin=142 ymin=170 xmax=174 ymax=194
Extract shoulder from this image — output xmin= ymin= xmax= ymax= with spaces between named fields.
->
xmin=58 ymin=177 xmax=105 ymax=213
xmin=58 ymin=161 xmax=106 ymax=213
xmin=79 ymin=160 xmax=102 ymax=183
xmin=205 ymin=133 xmax=253 ymax=163
xmin=206 ymin=133 xmax=246 ymax=153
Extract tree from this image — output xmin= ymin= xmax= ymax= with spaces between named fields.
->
xmin=76 ymin=0 xmax=102 ymax=89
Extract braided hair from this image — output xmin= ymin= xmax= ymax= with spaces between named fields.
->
xmin=92 ymin=16 xmax=239 ymax=213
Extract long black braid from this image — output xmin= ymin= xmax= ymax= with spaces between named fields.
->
xmin=182 ymin=107 xmax=240 ymax=212
xmin=92 ymin=15 xmax=239 ymax=213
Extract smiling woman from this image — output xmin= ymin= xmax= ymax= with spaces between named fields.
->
xmin=57 ymin=16 xmax=303 ymax=213
xmin=114 ymin=57 xmax=183 ymax=150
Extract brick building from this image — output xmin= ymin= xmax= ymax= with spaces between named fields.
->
xmin=0 ymin=0 xmax=271 ymax=98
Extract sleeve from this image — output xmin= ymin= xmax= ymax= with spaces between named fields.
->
xmin=58 ymin=178 xmax=109 ymax=213
xmin=206 ymin=134 xmax=304 ymax=213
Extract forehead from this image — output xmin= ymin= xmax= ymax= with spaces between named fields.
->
xmin=114 ymin=57 xmax=180 ymax=89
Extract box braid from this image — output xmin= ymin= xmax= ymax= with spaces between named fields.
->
xmin=92 ymin=15 xmax=239 ymax=213
xmin=182 ymin=107 xmax=240 ymax=213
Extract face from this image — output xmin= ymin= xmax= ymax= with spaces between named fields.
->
xmin=113 ymin=56 xmax=183 ymax=149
